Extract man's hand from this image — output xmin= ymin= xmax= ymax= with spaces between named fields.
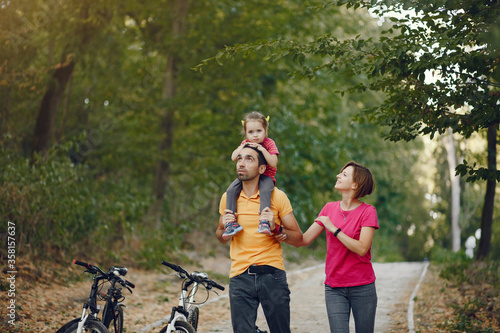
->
xmin=216 ymin=209 xmax=238 ymax=244
xmin=223 ymin=209 xmax=237 ymax=226
xmin=260 ymin=207 xmax=274 ymax=229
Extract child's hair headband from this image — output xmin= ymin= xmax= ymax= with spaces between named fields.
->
xmin=241 ymin=116 xmax=270 ymax=127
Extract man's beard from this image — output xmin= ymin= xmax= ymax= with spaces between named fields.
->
xmin=237 ymin=172 xmax=258 ymax=182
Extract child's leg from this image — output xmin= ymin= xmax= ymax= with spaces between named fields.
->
xmin=223 ymin=178 xmax=244 ymax=239
xmin=258 ymin=175 xmax=275 ymax=213
xmin=226 ymin=178 xmax=242 ymax=214
xmin=257 ymin=176 xmax=275 ymax=235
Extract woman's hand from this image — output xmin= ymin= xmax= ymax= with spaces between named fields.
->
xmin=315 ymin=216 xmax=340 ymax=235
xmin=274 ymin=232 xmax=287 ymax=242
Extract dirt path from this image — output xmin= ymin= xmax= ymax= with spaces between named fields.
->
xmin=1 ymin=259 xmax=428 ymax=333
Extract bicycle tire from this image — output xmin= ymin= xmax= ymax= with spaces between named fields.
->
xmin=65 ymin=319 xmax=109 ymax=333
xmin=56 ymin=318 xmax=80 ymax=333
xmin=107 ymin=305 xmax=124 ymax=333
xmin=159 ymin=320 xmax=196 ymax=333
xmin=187 ymin=306 xmax=199 ymax=331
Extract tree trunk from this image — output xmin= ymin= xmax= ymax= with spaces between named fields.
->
xmin=147 ymin=0 xmax=190 ymax=226
xmin=1 ymin=86 xmax=10 ymax=136
xmin=476 ymin=125 xmax=497 ymax=259
xmin=443 ymin=128 xmax=461 ymax=252
xmin=32 ymin=54 xmax=75 ymax=158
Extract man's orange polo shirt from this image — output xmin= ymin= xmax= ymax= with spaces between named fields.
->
xmin=219 ymin=187 xmax=293 ymax=278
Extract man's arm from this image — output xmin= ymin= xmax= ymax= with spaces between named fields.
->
xmin=280 ymin=212 xmax=303 ymax=247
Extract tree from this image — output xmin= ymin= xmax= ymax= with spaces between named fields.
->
xmin=442 ymin=128 xmax=461 ymax=252
xmin=0 ymin=0 xmax=433 ymax=263
xmin=199 ymin=0 xmax=500 ymax=258
xmin=146 ymin=0 xmax=190 ymax=225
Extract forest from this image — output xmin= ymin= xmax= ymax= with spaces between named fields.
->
xmin=1 ymin=0 xmax=499 ymax=268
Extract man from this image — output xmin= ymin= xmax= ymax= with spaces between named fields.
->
xmin=216 ymin=145 xmax=303 ymax=333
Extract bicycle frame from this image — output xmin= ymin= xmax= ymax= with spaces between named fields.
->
xmin=159 ymin=261 xmax=225 ymax=333
xmin=56 ymin=260 xmax=134 ymax=333
xmin=101 ymin=276 xmax=127 ymax=331
xmin=74 ymin=273 xmax=107 ymax=333
xmin=164 ymin=274 xmax=203 ymax=333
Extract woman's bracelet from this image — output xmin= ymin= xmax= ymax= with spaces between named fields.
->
xmin=334 ymin=228 xmax=341 ymax=237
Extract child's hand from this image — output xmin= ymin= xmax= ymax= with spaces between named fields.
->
xmin=244 ymin=142 xmax=262 ymax=150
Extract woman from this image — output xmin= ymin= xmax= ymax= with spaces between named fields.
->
xmin=301 ymin=161 xmax=379 ymax=333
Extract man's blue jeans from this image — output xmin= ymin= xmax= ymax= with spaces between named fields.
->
xmin=229 ymin=268 xmax=291 ymax=333
xmin=325 ymin=282 xmax=378 ymax=333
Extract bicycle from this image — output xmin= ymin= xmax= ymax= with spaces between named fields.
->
xmin=159 ymin=260 xmax=225 ymax=333
xmin=56 ymin=259 xmax=135 ymax=333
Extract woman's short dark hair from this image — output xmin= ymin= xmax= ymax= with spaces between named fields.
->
xmin=341 ymin=161 xmax=375 ymax=199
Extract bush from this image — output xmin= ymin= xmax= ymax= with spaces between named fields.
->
xmin=0 ymin=140 xmax=152 ymax=265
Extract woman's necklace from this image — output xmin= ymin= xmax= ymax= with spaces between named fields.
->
xmin=340 ymin=202 xmax=351 ymax=221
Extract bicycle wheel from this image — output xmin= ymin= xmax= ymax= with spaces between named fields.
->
xmin=107 ymin=306 xmax=124 ymax=333
xmin=65 ymin=319 xmax=109 ymax=333
xmin=159 ymin=320 xmax=195 ymax=333
xmin=187 ymin=306 xmax=199 ymax=331
xmin=56 ymin=318 xmax=80 ymax=333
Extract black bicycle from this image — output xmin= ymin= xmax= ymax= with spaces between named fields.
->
xmin=56 ymin=259 xmax=135 ymax=333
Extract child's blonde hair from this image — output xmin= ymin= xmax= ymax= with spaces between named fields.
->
xmin=242 ymin=111 xmax=269 ymax=135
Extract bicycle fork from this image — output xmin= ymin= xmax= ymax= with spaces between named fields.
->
xmin=76 ymin=308 xmax=90 ymax=333
xmin=165 ymin=286 xmax=194 ymax=332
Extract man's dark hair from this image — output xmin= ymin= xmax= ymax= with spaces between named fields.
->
xmin=244 ymin=145 xmax=267 ymax=166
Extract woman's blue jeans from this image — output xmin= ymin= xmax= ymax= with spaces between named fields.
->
xmin=229 ymin=269 xmax=291 ymax=333
xmin=325 ymin=282 xmax=377 ymax=333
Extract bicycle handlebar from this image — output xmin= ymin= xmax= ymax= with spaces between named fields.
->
xmin=161 ymin=261 xmax=189 ymax=276
xmin=73 ymin=259 xmax=91 ymax=268
xmin=161 ymin=260 xmax=225 ymax=291
xmin=208 ymin=280 xmax=225 ymax=291
xmin=73 ymin=259 xmax=105 ymax=275
xmin=73 ymin=259 xmax=135 ymax=289
xmin=125 ymin=280 xmax=135 ymax=288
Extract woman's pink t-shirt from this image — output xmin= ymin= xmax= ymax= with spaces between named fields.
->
xmin=316 ymin=201 xmax=379 ymax=288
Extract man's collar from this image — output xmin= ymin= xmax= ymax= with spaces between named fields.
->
xmin=239 ymin=190 xmax=260 ymax=200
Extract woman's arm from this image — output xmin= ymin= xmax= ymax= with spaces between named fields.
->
xmin=300 ymin=222 xmax=324 ymax=246
xmin=316 ymin=216 xmax=375 ymax=256
xmin=276 ymin=218 xmax=323 ymax=248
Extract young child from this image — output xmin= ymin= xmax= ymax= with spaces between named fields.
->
xmin=222 ymin=111 xmax=279 ymax=239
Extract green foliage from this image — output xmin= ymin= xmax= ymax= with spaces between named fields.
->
xmin=435 ymin=248 xmax=499 ymax=288
xmin=0 ymin=137 xmax=152 ymax=264
xmin=441 ymin=299 xmax=497 ymax=333
xmin=435 ymin=254 xmax=500 ymax=332
xmin=1 ymin=0 xmax=437 ymax=264
xmin=199 ymin=0 xmax=500 ymax=182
